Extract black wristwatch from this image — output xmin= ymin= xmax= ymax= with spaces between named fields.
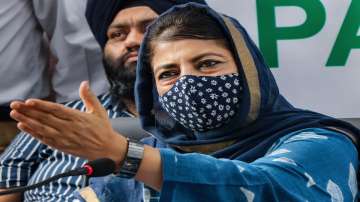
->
xmin=117 ymin=140 xmax=144 ymax=178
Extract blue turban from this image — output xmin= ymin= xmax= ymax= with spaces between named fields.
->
xmin=85 ymin=0 xmax=207 ymax=49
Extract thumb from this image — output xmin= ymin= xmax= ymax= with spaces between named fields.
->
xmin=79 ymin=81 xmax=107 ymax=117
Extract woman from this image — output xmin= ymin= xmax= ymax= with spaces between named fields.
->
xmin=132 ymin=3 xmax=359 ymax=201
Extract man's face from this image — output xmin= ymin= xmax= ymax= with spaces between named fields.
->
xmin=103 ymin=6 xmax=158 ymax=101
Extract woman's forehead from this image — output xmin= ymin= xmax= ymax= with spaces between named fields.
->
xmin=152 ymin=39 xmax=231 ymax=61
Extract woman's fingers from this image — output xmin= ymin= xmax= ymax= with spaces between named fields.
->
xmin=9 ymin=97 xmax=120 ymax=160
xmin=23 ymin=99 xmax=82 ymax=120
xmin=12 ymin=111 xmax=60 ymax=142
xmin=10 ymin=104 xmax=67 ymax=131
xmin=79 ymin=81 xmax=108 ymax=118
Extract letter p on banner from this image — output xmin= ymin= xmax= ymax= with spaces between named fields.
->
xmin=257 ymin=0 xmax=326 ymax=68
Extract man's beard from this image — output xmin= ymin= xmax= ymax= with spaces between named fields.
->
xmin=103 ymin=55 xmax=136 ymax=105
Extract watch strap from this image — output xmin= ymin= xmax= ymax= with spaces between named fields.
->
xmin=117 ymin=140 xmax=144 ymax=178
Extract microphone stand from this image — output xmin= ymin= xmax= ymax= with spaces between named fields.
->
xmin=0 ymin=158 xmax=115 ymax=196
xmin=0 ymin=168 xmax=87 ymax=196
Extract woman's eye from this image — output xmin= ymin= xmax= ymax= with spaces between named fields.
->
xmin=197 ymin=60 xmax=222 ymax=70
xmin=158 ymin=71 xmax=179 ymax=80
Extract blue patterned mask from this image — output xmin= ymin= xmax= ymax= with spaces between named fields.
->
xmin=159 ymin=73 xmax=243 ymax=132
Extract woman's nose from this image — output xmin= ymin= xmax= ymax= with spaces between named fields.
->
xmin=179 ymin=63 xmax=200 ymax=77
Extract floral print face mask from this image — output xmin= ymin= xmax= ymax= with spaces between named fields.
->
xmin=159 ymin=73 xmax=243 ymax=132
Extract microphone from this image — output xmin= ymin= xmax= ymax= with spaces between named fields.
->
xmin=81 ymin=158 xmax=116 ymax=177
xmin=0 ymin=158 xmax=116 ymax=196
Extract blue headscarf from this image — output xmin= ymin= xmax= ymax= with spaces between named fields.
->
xmin=85 ymin=0 xmax=207 ymax=49
xmin=135 ymin=3 xmax=360 ymax=162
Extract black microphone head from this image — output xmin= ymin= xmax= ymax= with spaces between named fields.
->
xmin=85 ymin=158 xmax=116 ymax=177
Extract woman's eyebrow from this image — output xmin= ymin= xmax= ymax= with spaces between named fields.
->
xmin=190 ymin=52 xmax=225 ymax=63
xmin=153 ymin=52 xmax=226 ymax=75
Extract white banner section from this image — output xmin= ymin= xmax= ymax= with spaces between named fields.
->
xmin=207 ymin=0 xmax=360 ymax=118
